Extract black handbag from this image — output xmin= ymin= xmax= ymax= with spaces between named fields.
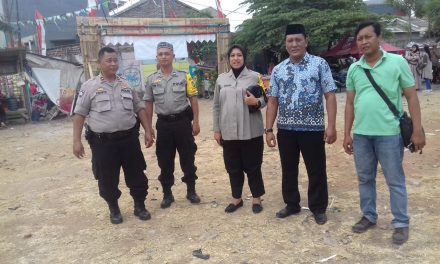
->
xmin=363 ymin=69 xmax=420 ymax=152
xmin=246 ymin=85 xmax=267 ymax=113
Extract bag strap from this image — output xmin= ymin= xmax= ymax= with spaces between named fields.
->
xmin=363 ymin=68 xmax=401 ymax=119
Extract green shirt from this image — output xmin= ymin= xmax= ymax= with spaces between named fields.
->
xmin=346 ymin=51 xmax=415 ymax=136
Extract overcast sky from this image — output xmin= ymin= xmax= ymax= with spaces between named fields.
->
xmin=179 ymin=0 xmax=252 ymax=31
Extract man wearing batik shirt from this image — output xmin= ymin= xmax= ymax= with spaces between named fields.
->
xmin=265 ymin=24 xmax=337 ymax=225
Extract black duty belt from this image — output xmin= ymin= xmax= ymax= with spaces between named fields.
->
xmin=157 ymin=107 xmax=190 ymax=122
xmin=87 ymin=125 xmax=138 ymax=141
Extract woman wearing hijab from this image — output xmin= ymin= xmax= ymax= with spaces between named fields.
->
xmin=213 ymin=44 xmax=267 ymax=214
xmin=405 ymin=44 xmax=422 ymax=90
xmin=419 ymin=45 xmax=433 ymax=92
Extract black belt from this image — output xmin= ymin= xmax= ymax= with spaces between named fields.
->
xmin=157 ymin=107 xmax=190 ymax=122
xmin=87 ymin=125 xmax=138 ymax=141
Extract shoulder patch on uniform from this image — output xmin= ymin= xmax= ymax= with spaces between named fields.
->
xmin=78 ymin=90 xmax=85 ymax=97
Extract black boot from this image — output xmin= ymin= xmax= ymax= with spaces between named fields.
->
xmin=134 ymin=200 xmax=151 ymax=221
xmin=108 ymin=201 xmax=123 ymax=224
xmin=186 ymin=183 xmax=201 ymax=204
xmin=160 ymin=188 xmax=174 ymax=209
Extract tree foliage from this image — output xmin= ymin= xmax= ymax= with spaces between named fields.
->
xmin=234 ymin=0 xmax=379 ymax=56
xmin=385 ymin=0 xmax=425 ymax=17
xmin=424 ymin=0 xmax=440 ymax=35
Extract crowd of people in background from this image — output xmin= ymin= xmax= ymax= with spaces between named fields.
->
xmin=405 ymin=42 xmax=440 ymax=92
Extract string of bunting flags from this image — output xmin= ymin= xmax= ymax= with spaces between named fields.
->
xmin=10 ymin=0 xmax=111 ymax=27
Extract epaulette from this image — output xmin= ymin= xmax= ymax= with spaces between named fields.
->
xmin=81 ymin=76 xmax=99 ymax=88
xmin=176 ymin=69 xmax=187 ymax=74
xmin=147 ymin=71 xmax=160 ymax=78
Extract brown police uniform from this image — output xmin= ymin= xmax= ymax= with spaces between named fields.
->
xmin=74 ymin=75 xmax=148 ymax=205
xmin=143 ymin=69 xmax=198 ymax=192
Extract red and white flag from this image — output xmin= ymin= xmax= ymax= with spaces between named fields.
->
xmin=215 ymin=0 xmax=224 ymax=18
xmin=88 ymin=0 xmax=97 ymax=16
xmin=34 ymin=10 xmax=46 ymax=56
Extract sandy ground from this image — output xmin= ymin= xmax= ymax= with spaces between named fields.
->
xmin=0 ymin=87 xmax=439 ymax=264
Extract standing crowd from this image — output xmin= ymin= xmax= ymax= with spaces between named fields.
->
xmin=405 ymin=42 xmax=439 ymax=92
xmin=73 ymin=21 xmax=426 ymax=245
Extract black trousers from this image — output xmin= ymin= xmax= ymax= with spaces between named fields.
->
xmin=0 ymin=101 xmax=5 ymax=123
xmin=88 ymin=131 xmax=148 ymax=204
xmin=155 ymin=117 xmax=197 ymax=189
xmin=433 ymin=65 xmax=439 ymax=84
xmin=222 ymin=136 xmax=265 ymax=199
xmin=277 ymin=129 xmax=328 ymax=214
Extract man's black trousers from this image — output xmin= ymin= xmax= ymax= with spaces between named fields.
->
xmin=155 ymin=117 xmax=198 ymax=189
xmin=277 ymin=129 xmax=328 ymax=214
xmin=88 ymin=131 xmax=148 ymax=204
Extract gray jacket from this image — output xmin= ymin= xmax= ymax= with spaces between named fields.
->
xmin=419 ymin=51 xmax=433 ymax=80
xmin=213 ymin=67 xmax=266 ymax=140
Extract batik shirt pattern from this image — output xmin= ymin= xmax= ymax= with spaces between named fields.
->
xmin=268 ymin=53 xmax=336 ymax=131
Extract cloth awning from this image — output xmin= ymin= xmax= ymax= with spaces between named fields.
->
xmin=102 ymin=34 xmax=216 ymax=60
xmin=321 ymin=36 xmax=405 ymax=58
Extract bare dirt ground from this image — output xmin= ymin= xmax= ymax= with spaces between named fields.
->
xmin=1 ymin=87 xmax=439 ymax=264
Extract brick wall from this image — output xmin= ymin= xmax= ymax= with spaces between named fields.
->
xmin=46 ymin=44 xmax=81 ymax=58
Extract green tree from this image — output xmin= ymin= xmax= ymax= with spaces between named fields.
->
xmin=386 ymin=0 xmax=427 ymax=41
xmin=424 ymin=0 xmax=440 ymax=36
xmin=234 ymin=0 xmax=379 ymax=57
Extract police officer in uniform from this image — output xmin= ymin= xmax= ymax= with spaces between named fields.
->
xmin=73 ymin=47 xmax=152 ymax=224
xmin=144 ymin=42 xmax=201 ymax=209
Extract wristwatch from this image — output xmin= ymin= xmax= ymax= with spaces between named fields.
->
xmin=264 ymin=128 xmax=273 ymax=134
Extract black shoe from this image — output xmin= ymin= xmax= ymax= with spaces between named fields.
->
xmin=352 ymin=216 xmax=376 ymax=233
xmin=108 ymin=203 xmax=123 ymax=224
xmin=225 ymin=200 xmax=243 ymax=213
xmin=313 ymin=213 xmax=327 ymax=225
xmin=276 ymin=207 xmax=300 ymax=218
xmin=252 ymin=203 xmax=263 ymax=214
xmin=392 ymin=227 xmax=409 ymax=245
xmin=134 ymin=203 xmax=151 ymax=221
xmin=186 ymin=192 xmax=201 ymax=204
xmin=160 ymin=194 xmax=175 ymax=209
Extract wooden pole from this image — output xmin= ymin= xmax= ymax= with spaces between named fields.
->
xmin=216 ymin=32 xmax=232 ymax=74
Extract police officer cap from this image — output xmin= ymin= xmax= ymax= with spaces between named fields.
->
xmin=157 ymin=42 xmax=173 ymax=51
xmin=285 ymin=24 xmax=306 ymax=36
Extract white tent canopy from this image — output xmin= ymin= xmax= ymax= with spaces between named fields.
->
xmin=32 ymin=68 xmax=61 ymax=106
xmin=102 ymin=34 xmax=216 ymax=60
